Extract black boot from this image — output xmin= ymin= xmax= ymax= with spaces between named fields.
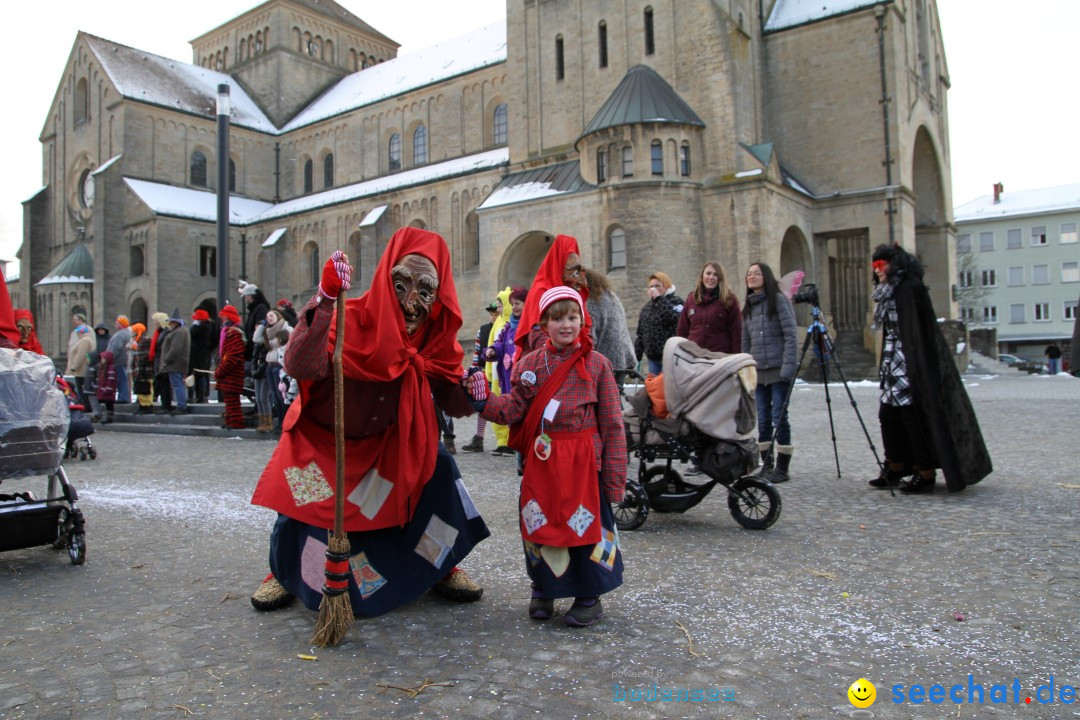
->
xmin=900 ymin=471 xmax=936 ymax=494
xmin=767 ymin=445 xmax=793 ymax=483
xmin=755 ymin=442 xmax=774 ymax=475
xmin=461 ymin=435 xmax=485 ymax=452
xmin=869 ymin=462 xmax=910 ymax=489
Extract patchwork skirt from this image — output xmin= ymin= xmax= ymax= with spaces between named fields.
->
xmin=523 ymin=477 xmax=624 ymax=600
xmin=268 ymin=444 xmax=490 ymax=617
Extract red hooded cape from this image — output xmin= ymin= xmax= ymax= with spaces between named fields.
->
xmin=252 ymin=227 xmax=465 ymax=531
xmin=513 ymin=234 xmax=592 ymax=358
xmin=14 ymin=309 xmax=45 ymax=355
xmin=0 ymin=279 xmax=17 ymax=348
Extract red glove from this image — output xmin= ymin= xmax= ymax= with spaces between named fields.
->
xmin=319 ymin=251 xmax=352 ymax=300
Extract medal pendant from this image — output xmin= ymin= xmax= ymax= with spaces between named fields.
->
xmin=534 ymin=432 xmax=552 ymax=461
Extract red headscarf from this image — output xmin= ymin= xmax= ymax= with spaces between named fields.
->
xmin=0 ymin=279 xmax=17 ymax=348
xmin=14 ymin=309 xmax=45 ymax=355
xmin=514 ymin=234 xmax=592 ymax=357
xmin=320 ymin=226 xmax=465 ymax=520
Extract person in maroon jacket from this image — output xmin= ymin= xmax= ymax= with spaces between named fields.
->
xmin=677 ymin=261 xmax=742 ymax=354
xmin=96 ymin=350 xmax=118 ymax=423
xmin=215 ymin=305 xmax=247 ymax=429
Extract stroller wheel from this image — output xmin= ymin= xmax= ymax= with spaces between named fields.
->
xmin=728 ymin=476 xmax=782 ymax=530
xmin=612 ymin=481 xmax=649 ymax=531
xmin=79 ymin=448 xmax=88 ymax=460
xmin=53 ymin=507 xmax=74 ymax=549
xmin=641 ymin=465 xmax=687 ymax=496
xmin=88 ymin=446 xmax=97 ymax=460
xmin=68 ymin=532 xmax=87 ymax=565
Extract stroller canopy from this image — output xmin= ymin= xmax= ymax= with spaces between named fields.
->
xmin=661 ymin=337 xmax=758 ymax=442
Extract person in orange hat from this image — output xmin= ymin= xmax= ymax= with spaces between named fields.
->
xmin=249 ymin=227 xmax=489 ymax=616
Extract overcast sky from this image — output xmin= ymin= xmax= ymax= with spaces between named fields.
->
xmin=2 ymin=0 xmax=1077 ymax=274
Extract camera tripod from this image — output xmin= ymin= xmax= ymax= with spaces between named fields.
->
xmin=768 ymin=304 xmax=888 ymax=491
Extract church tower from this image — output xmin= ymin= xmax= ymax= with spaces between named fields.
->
xmin=190 ymin=0 xmax=400 ymax=127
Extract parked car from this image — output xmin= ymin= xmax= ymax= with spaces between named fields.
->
xmin=997 ymin=353 xmax=1047 ymax=374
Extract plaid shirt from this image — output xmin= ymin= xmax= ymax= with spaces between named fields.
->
xmin=879 ymin=299 xmax=912 ymax=406
xmin=482 ymin=340 xmax=627 ymax=502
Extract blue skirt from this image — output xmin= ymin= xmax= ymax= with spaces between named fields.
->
xmin=269 ymin=445 xmax=490 ymax=617
xmin=524 ymin=478 xmax=624 ymax=600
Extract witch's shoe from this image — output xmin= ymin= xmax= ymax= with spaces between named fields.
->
xmin=899 ymin=472 xmax=937 ymax=494
xmin=529 ymin=589 xmax=554 ymax=621
xmin=869 ymin=462 xmax=911 ymax=489
xmin=432 ymin=567 xmax=483 ymax=602
xmin=250 ymin=574 xmax=294 ymax=611
xmin=564 ymin=597 xmax=604 ymax=627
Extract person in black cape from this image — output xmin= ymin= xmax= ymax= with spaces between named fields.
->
xmin=868 ymin=243 xmax=992 ymax=494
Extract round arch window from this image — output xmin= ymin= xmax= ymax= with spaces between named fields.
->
xmin=79 ymin=169 xmax=95 ymax=208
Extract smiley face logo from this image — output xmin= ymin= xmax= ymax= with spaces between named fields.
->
xmin=847 ymin=678 xmax=876 ymax=708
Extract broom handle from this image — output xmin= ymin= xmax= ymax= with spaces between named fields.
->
xmin=332 ymin=292 xmax=346 ymax=539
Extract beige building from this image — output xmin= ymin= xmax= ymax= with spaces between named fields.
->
xmin=20 ymin=0 xmax=954 ymax=368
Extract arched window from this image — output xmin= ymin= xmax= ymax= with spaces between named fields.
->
xmin=465 ymin=211 xmax=480 ymax=267
xmin=308 ymin=245 xmax=320 ymax=289
xmin=598 ymin=21 xmax=608 ymax=69
xmin=303 ymin=159 xmax=313 ymax=193
xmin=644 ymin=7 xmax=655 ymax=56
xmin=597 ymin=148 xmax=607 ymax=183
xmin=651 ymin=140 xmax=664 ymax=176
xmin=229 ymin=159 xmax=237 ymax=192
xmin=413 ymin=125 xmax=428 ymax=165
xmin=130 ymin=246 xmax=145 ymax=277
xmin=493 ymin=103 xmax=508 ymax=145
xmin=608 ymin=228 xmax=626 ymax=270
xmin=191 ymin=151 xmax=208 ymax=187
xmin=389 ymin=133 xmax=402 ymax=171
xmin=555 ymin=35 xmax=565 ymax=80
xmin=74 ymin=77 xmax=89 ymax=124
xmin=679 ymin=143 xmax=691 ymax=177
xmin=621 ymin=146 xmax=633 ymax=177
xmin=323 ymin=153 xmax=334 ymax=188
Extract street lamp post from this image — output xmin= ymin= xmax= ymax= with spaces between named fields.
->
xmin=216 ymin=83 xmax=231 ymax=313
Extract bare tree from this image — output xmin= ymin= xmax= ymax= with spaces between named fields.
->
xmin=953 ymin=246 xmax=991 ymax=325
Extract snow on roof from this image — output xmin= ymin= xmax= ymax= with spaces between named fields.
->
xmin=284 ymin=22 xmax=506 ymax=131
xmin=92 ymin=154 xmax=123 ymax=175
xmin=261 ymin=227 xmax=288 ymax=248
xmin=122 ymin=148 xmax=508 ymax=226
xmin=249 ymin=148 xmax=508 ymax=223
xmin=84 ymin=34 xmax=276 ymax=133
xmin=765 ymin=0 xmax=882 ymax=32
xmin=358 ymin=205 xmax=387 ymax=227
xmin=954 ymin=183 xmax=1080 ymax=223
xmin=478 ymin=161 xmax=590 ymax=211
xmin=35 ymin=275 xmax=94 ymax=287
xmin=123 ymin=179 xmax=273 ymax=223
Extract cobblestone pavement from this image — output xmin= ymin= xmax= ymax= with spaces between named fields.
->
xmin=1 ymin=371 xmax=1078 ymax=720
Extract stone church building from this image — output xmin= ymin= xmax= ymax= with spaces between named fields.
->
xmin=19 ymin=0 xmax=954 ymax=366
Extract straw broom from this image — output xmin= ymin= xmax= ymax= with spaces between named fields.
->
xmin=311 ymin=292 xmax=354 ymax=647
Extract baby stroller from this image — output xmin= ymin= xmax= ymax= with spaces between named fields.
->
xmin=57 ymin=376 xmax=96 ymax=461
xmin=614 ymin=337 xmax=782 ymax=531
xmin=0 ymin=349 xmax=87 ymax=565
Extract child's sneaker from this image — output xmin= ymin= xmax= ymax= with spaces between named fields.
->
xmin=564 ymin=597 xmax=603 ymax=627
xmin=529 ymin=594 xmax=554 ymax=621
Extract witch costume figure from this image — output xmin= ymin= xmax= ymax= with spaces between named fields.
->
xmin=250 ymin=227 xmax=489 ymax=615
xmin=868 ymin=243 xmax=992 ymax=493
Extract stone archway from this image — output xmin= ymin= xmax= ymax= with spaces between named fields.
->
xmin=779 ymin=226 xmax=813 ymax=325
xmin=499 ymin=230 xmax=555 ymax=290
xmin=129 ymin=297 xmax=148 ymax=327
xmin=911 ymin=126 xmax=951 ymax=314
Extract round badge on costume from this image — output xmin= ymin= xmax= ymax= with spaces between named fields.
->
xmin=520 ymin=370 xmax=537 ymax=386
xmin=534 ymin=433 xmax=552 ymax=461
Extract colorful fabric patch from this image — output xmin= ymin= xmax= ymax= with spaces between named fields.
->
xmin=285 ymin=462 xmax=334 ymax=507
xmin=521 ymin=499 xmax=548 ymax=535
xmin=589 ymin=529 xmax=618 ymax=570
xmin=299 ymin=535 xmax=328 ymax=593
xmin=567 ymin=504 xmax=596 ymax=537
xmin=523 ymin=540 xmax=542 ymax=566
xmin=415 ymin=514 xmax=459 ymax=568
xmin=347 ymin=468 xmax=394 ymax=520
xmin=350 ymin=552 xmax=386 ymax=599
xmin=455 ymin=477 xmax=480 ymax=520
xmin=539 ymin=544 xmax=570 ymax=577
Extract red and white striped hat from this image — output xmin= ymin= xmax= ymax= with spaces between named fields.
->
xmin=538 ymin=285 xmax=583 ymax=315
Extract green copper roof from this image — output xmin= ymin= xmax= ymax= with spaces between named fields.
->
xmin=580 ymin=65 xmax=705 ymax=139
xmin=36 ymin=244 xmax=94 ymax=286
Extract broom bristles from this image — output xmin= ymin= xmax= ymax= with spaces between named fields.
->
xmin=311 ymin=532 xmax=354 ymax=647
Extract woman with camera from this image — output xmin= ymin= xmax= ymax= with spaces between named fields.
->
xmin=741 ymin=263 xmax=798 ymax=483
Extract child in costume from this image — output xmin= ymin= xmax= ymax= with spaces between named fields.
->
xmin=469 ymin=286 xmax=626 ymax=626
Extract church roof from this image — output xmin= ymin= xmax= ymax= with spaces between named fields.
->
xmin=82 ymin=34 xmax=277 ymax=133
xmin=478 ymin=161 xmax=592 ymax=210
xmin=284 ymin=22 xmax=506 ymax=131
xmin=580 ymin=64 xmax=704 ymax=139
xmin=35 ymin=244 xmax=94 ymax=286
xmin=287 ymin=0 xmax=397 ymax=45
xmin=954 ymin=183 xmax=1080 ymax=222
xmin=764 ymin=0 xmax=885 ymax=32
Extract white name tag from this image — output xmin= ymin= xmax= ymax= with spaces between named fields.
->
xmin=543 ymin=399 xmax=560 ymax=422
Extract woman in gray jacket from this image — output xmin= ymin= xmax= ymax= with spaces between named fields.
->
xmin=741 ymin=262 xmax=797 ymax=482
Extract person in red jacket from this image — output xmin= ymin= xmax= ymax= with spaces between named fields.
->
xmin=215 ymin=305 xmax=246 ymax=429
xmin=677 ymin=261 xmax=742 ymax=353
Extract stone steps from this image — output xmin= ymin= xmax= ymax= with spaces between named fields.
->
xmin=94 ymin=402 xmax=276 ymax=440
